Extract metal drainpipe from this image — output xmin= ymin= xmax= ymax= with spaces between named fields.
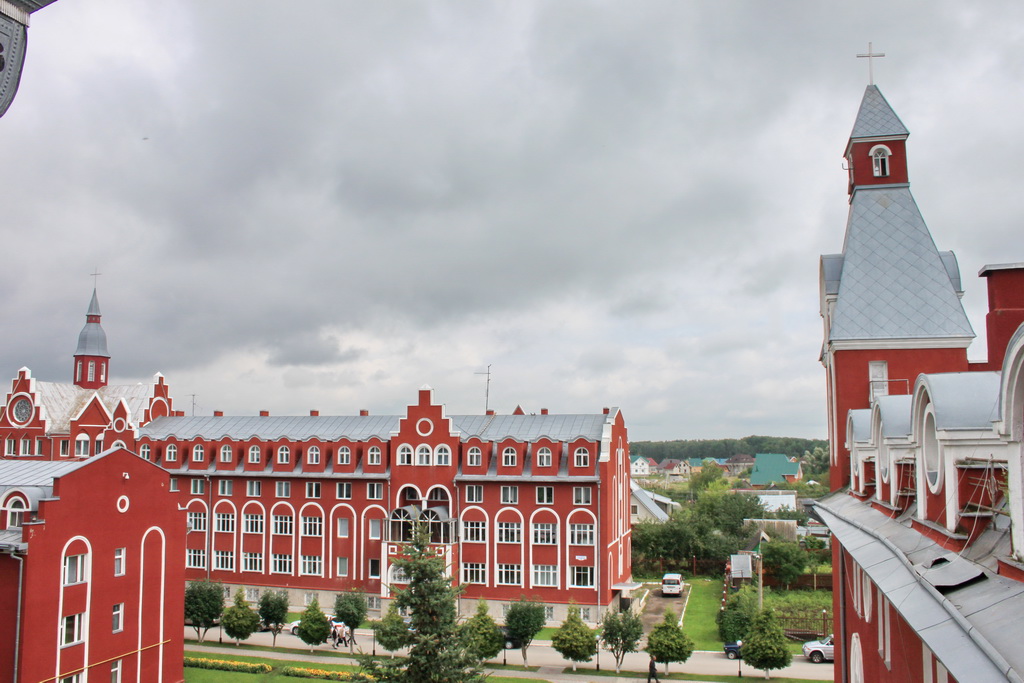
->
xmin=838 ymin=548 xmax=848 ymax=683
xmin=9 ymin=549 xmax=24 ymax=681
xmin=205 ymin=474 xmax=212 ymax=581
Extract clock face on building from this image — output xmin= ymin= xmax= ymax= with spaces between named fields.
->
xmin=11 ymin=398 xmax=31 ymax=423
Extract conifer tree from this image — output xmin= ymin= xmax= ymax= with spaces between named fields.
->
xmin=461 ymin=600 xmax=503 ymax=662
xmin=296 ymin=597 xmax=332 ymax=651
xmin=551 ymin=605 xmax=597 ymax=671
xmin=221 ymin=588 xmax=261 ymax=645
xmin=741 ymin=609 xmax=792 ymax=679
xmin=645 ymin=608 xmax=694 ymax=674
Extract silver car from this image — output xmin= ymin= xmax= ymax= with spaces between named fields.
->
xmin=802 ymin=634 xmax=834 ymax=663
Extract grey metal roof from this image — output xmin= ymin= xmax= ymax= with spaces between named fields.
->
xmin=850 ymin=85 xmax=909 ymax=140
xmin=814 ymin=494 xmax=1022 ymax=682
xmin=848 ymin=409 xmax=872 ymax=442
xmin=141 ymin=411 xmax=614 ymax=443
xmin=74 ymin=290 xmax=109 ymax=357
xmin=821 ymin=254 xmax=844 ymax=296
xmin=875 ymin=395 xmax=912 ymax=439
xmin=29 ymin=381 xmax=155 ymax=433
xmin=0 ymin=459 xmax=84 ymax=487
xmin=916 ymin=372 xmax=1001 ymax=431
xmin=629 ymin=481 xmax=668 ymax=521
xmin=829 ymin=186 xmax=975 ymax=342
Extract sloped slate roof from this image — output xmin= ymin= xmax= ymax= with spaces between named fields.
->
xmin=629 ymin=481 xmax=668 ymax=522
xmin=0 ymin=459 xmax=84 ymax=487
xmin=750 ymin=453 xmax=800 ymax=486
xmin=850 ymin=85 xmax=909 ymax=139
xmin=141 ymin=412 xmax=613 ymax=443
xmin=829 ymin=186 xmax=974 ymax=342
xmin=33 ymin=382 xmax=154 ymax=433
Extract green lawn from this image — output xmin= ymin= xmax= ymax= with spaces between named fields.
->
xmin=682 ymin=578 xmax=724 ymax=650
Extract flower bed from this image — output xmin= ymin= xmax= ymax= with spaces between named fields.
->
xmin=183 ymin=656 xmax=273 ymax=674
xmin=281 ymin=665 xmax=354 ymax=680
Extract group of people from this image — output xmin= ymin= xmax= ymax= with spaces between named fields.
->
xmin=330 ymin=622 xmax=354 ymax=649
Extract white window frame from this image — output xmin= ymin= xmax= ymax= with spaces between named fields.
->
xmin=191 ymin=444 xmax=204 ymax=462
xmin=214 ymin=550 xmax=234 ymax=571
xmin=369 ymin=518 xmax=382 ymax=540
xmin=307 ymin=446 xmax=321 ymax=465
xmin=537 ymin=447 xmax=552 ymax=467
xmin=500 ymin=486 xmax=518 ymax=504
xmin=532 ymin=564 xmax=557 ymax=587
xmin=275 ymin=481 xmax=291 ymax=498
xmin=187 ymin=511 xmax=207 ymax=532
xmin=276 ymin=446 xmax=290 ymax=464
xmin=138 ymin=444 xmax=150 ymax=460
xmin=191 ymin=478 xmax=205 ymax=495
xmin=63 ymin=554 xmax=88 ymax=585
xmin=532 ymin=522 xmax=557 ymax=545
xmin=435 ymin=444 xmax=451 ymax=466
xmin=536 ymin=486 xmax=554 ymax=505
xmin=337 ymin=482 xmax=352 ymax=499
xmin=243 ymin=513 xmax=264 ymax=534
xmin=416 ymin=445 xmax=431 ymax=466
xmin=462 ymin=520 xmax=486 ymax=542
xmin=219 ymin=445 xmax=232 ymax=463
xmin=215 ymin=512 xmax=236 ymax=533
xmin=306 ymin=482 xmax=321 ymax=499
xmin=337 ymin=518 xmax=350 ymax=537
xmin=502 ymin=447 xmax=516 ymax=467
xmin=186 ymin=548 xmax=206 ymax=569
xmin=398 ymin=444 xmax=413 ymax=465
xmin=272 ymin=515 xmax=293 ymax=535
xmin=497 ymin=521 xmax=521 ymax=543
xmin=247 ymin=480 xmax=261 ymax=497
xmin=574 ymin=447 xmax=590 ymax=468
xmin=248 ymin=446 xmax=261 ymax=464
xmin=62 ymin=613 xmax=85 ymax=646
xmin=300 ymin=555 xmax=323 ymax=576
xmin=337 ymin=557 xmax=349 ymax=577
xmin=462 ymin=562 xmax=486 ymax=584
xmin=301 ymin=516 xmax=323 ymax=537
xmin=368 ymin=446 xmax=382 ymax=465
xmin=466 ymin=485 xmax=483 ymax=503
xmin=573 ymin=487 xmax=592 ymax=505
xmin=570 ymin=565 xmax=595 ymax=588
xmin=496 ymin=563 xmax=522 ymax=586
xmin=570 ymin=523 xmax=594 ymax=546
xmin=367 ymin=482 xmax=383 ymax=500
xmin=271 ymin=553 xmax=292 ymax=574
xmin=335 ymin=446 xmax=349 ymax=465
xmin=112 ymin=602 xmax=124 ymax=633
xmin=467 ymin=447 xmax=481 ymax=467
xmin=113 ymin=547 xmax=126 ymax=576
xmin=218 ymin=480 xmax=233 ymax=496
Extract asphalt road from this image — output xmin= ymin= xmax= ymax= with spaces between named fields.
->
xmin=186 ymin=625 xmax=834 ymax=680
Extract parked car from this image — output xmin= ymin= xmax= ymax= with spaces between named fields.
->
xmin=802 ymin=634 xmax=835 ymax=663
xmin=288 ymin=614 xmax=343 ymax=635
xmin=501 ymin=626 xmax=524 ymax=650
xmin=661 ymin=573 xmax=684 ymax=597
xmin=723 ymin=641 xmax=742 ymax=660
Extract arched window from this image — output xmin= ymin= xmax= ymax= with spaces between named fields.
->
xmin=416 ymin=445 xmax=431 ymax=466
xmin=435 ymin=445 xmax=451 ymax=466
xmin=871 ymin=145 xmax=891 ymax=177
xmin=389 ymin=508 xmax=414 ymax=542
xmin=7 ymin=498 xmax=25 ymax=528
xmin=139 ymin=444 xmax=151 ymax=461
xmin=574 ymin=447 xmax=590 ymax=468
xmin=75 ymin=435 xmax=90 ymax=457
xmin=88 ymin=361 xmax=95 ymax=382
xmin=923 ymin=411 xmax=941 ymax=489
xmin=220 ymin=445 xmax=232 ymax=463
xmin=537 ymin=447 xmax=552 ymax=468
xmin=248 ymin=446 xmax=261 ymax=464
xmin=502 ymin=447 xmax=517 ymax=467
xmin=277 ymin=446 xmax=290 ymax=464
xmin=336 ymin=446 xmax=349 ymax=465
xmin=192 ymin=444 xmax=204 ymax=462
xmin=307 ymin=446 xmax=321 ymax=465
xmin=368 ymin=446 xmax=382 ymax=465
xmin=165 ymin=444 xmax=177 ymax=462
xmin=467 ymin=447 xmax=482 ymax=467
xmin=398 ymin=444 xmax=413 ymax=466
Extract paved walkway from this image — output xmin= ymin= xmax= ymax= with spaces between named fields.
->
xmin=187 ymin=626 xmax=834 ymax=682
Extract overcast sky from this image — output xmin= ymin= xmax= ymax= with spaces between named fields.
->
xmin=1 ymin=2 xmax=1022 ymax=441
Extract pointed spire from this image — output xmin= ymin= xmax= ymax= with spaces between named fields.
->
xmin=850 ymin=85 xmax=909 ymax=140
xmin=86 ymin=288 xmax=101 ymax=317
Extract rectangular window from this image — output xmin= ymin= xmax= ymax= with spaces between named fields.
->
xmin=186 ymin=548 xmax=206 ymax=569
xmin=95 ymin=438 xmax=103 ymax=454
xmin=272 ymin=515 xmax=293 ymax=535
xmin=337 ymin=482 xmax=352 ymax=499
xmin=532 ymin=523 xmax=557 ymax=545
xmin=366 ymin=595 xmax=381 ymax=611
xmin=532 ymin=564 xmax=557 ymax=587
xmin=75 ymin=438 xmax=89 ymax=456
xmin=113 ymin=548 xmax=125 ymax=576
xmin=306 ymin=482 xmax=321 ymax=499
xmin=369 ymin=558 xmax=381 ymax=579
xmin=497 ymin=564 xmax=521 ymax=585
xmin=497 ymin=522 xmax=521 ymax=544
xmin=218 ymin=480 xmax=233 ymax=496
xmin=579 ymin=607 xmax=592 ymax=622
xmin=242 ymin=552 xmax=263 ymax=572
xmin=246 ymin=587 xmax=260 ymax=602
xmin=462 ymin=562 xmax=486 ymax=584
xmin=110 ymin=660 xmax=122 ymax=683
xmin=20 ymin=438 xmax=31 ymax=455
xmin=60 ymin=440 xmax=70 ymax=456
xmin=536 ymin=486 xmax=554 ymax=504
xmin=275 ymin=481 xmax=290 ymax=498
xmin=573 ymin=487 xmax=592 ymax=505
xmin=112 ymin=603 xmax=124 ymax=633
xmin=301 ymin=516 xmax=323 ymax=537
xmin=5 ymin=438 xmax=14 ymax=456
xmin=570 ymin=524 xmax=595 ymax=546
xmin=214 ymin=550 xmax=234 ymax=571
xmin=879 ymin=593 xmax=891 ymax=668
xmin=62 ymin=613 xmax=84 ymax=646
xmin=544 ymin=605 xmax=555 ymax=620
xmin=243 ymin=513 xmax=264 ymax=534
xmin=463 ymin=520 xmax=486 ymax=542
xmin=337 ymin=557 xmax=349 ymax=576
xmin=466 ymin=485 xmax=483 ymax=503
xmin=570 ymin=565 xmax=594 ymax=587
xmin=301 ymin=555 xmax=323 ymax=576
xmin=169 ymin=477 xmax=179 ymax=492
xmin=215 ymin=512 xmax=236 ymax=533
xmin=187 ymin=511 xmax=207 ymax=532
xmin=247 ymin=480 xmax=261 ymax=497
xmin=63 ymin=554 xmax=87 ymax=585
xmin=337 ymin=518 xmax=350 ymax=537
xmin=304 ymin=591 xmax=319 ymax=606
xmin=191 ymin=478 xmax=205 ymax=496
xmin=369 ymin=518 xmax=382 ymax=539
xmin=271 ymin=553 xmax=292 ymax=574
xmin=500 ymin=486 xmax=518 ymax=504
xmin=367 ymin=482 xmax=383 ymax=500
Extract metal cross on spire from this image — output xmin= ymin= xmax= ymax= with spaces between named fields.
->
xmin=90 ymin=267 xmax=102 ymax=289
xmin=857 ymin=42 xmax=885 ymax=85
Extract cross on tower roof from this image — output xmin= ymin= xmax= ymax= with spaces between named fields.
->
xmin=857 ymin=42 xmax=885 ymax=85
xmin=90 ymin=267 xmax=102 ymax=288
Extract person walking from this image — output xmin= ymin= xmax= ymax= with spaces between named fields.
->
xmin=330 ymin=624 xmax=340 ymax=649
xmin=648 ymin=654 xmax=660 ymax=683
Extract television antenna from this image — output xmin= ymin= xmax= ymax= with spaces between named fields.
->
xmin=474 ymin=365 xmax=492 ymax=413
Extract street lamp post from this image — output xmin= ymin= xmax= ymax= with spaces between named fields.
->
xmin=737 ymin=639 xmax=743 ymax=677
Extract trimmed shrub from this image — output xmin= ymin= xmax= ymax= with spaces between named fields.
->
xmin=281 ymin=665 xmax=354 ymax=680
xmin=182 ymin=656 xmax=272 ymax=673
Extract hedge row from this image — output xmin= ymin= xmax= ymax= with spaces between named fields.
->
xmin=183 ymin=656 xmax=273 ymax=674
xmin=281 ymin=665 xmax=354 ymax=680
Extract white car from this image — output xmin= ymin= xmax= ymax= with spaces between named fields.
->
xmin=802 ymin=635 xmax=834 ymax=663
xmin=289 ymin=614 xmax=343 ymax=635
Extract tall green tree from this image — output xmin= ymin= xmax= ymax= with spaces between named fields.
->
xmin=762 ymin=541 xmax=808 ymax=589
xmin=221 ymin=588 xmax=261 ymax=645
xmin=717 ymin=585 xmax=760 ymax=642
xmin=335 ymin=590 xmax=368 ymax=652
xmin=258 ymin=589 xmax=290 ymax=647
xmin=357 ymin=523 xmax=484 ymax=683
xmin=600 ymin=608 xmax=643 ymax=674
xmin=374 ymin=602 xmax=412 ymax=654
xmin=296 ymin=598 xmax=332 ymax=650
xmin=551 ymin=605 xmax=597 ymax=671
xmin=741 ymin=609 xmax=792 ymax=679
xmin=645 ymin=609 xmax=694 ymax=675
xmin=504 ymin=598 xmax=546 ymax=667
xmin=184 ymin=580 xmax=224 ymax=643
xmin=460 ymin=600 xmax=503 ymax=662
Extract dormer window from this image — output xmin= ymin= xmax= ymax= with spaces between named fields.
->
xmin=870 ymin=145 xmax=891 ymax=177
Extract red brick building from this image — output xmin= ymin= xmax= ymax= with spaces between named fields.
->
xmin=817 ymin=84 xmax=1024 ymax=682
xmin=0 ymin=449 xmax=185 ymax=683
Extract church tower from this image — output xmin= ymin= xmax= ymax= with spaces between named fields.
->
xmin=820 ymin=85 xmax=974 ymax=492
xmin=73 ymin=289 xmax=110 ymax=390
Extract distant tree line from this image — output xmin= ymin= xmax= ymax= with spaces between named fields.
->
xmin=631 ymin=436 xmax=827 ymax=463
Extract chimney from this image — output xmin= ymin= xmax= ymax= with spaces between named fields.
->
xmin=486 ymin=410 xmax=495 ymax=416
xmin=603 ymin=407 xmax=610 ymax=415
xmin=979 ymin=263 xmax=1024 ymax=370
xmin=259 ymin=410 xmax=269 ymax=417
xmin=213 ymin=411 xmax=223 ymax=417
xmin=310 ymin=410 xmax=319 ymax=417
xmin=359 ymin=409 xmax=369 ymax=417
xmin=540 ymin=408 xmax=548 ymax=415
